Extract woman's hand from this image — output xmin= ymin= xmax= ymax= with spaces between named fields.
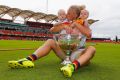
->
xmin=63 ymin=25 xmax=73 ymax=34
xmin=50 ymin=23 xmax=65 ymax=32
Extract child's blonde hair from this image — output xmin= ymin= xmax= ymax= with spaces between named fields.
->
xmin=79 ymin=5 xmax=86 ymax=11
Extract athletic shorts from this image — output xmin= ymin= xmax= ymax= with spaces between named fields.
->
xmin=70 ymin=48 xmax=85 ymax=62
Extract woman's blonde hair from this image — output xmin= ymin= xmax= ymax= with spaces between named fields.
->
xmin=69 ymin=5 xmax=81 ymax=18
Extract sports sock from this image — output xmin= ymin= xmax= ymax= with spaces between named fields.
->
xmin=72 ymin=60 xmax=80 ymax=71
xmin=27 ymin=54 xmax=37 ymax=61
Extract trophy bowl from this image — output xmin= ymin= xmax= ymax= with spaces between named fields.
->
xmin=54 ymin=34 xmax=80 ymax=65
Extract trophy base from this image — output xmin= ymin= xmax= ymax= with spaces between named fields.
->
xmin=61 ymin=56 xmax=72 ymax=65
xmin=61 ymin=60 xmax=72 ymax=65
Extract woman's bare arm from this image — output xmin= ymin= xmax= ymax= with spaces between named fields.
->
xmin=49 ymin=23 xmax=65 ymax=33
xmin=71 ymin=22 xmax=91 ymax=38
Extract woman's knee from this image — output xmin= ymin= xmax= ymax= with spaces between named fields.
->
xmin=88 ymin=46 xmax=96 ymax=51
xmin=46 ymin=39 xmax=56 ymax=45
xmin=87 ymin=46 xmax=96 ymax=55
xmin=45 ymin=39 xmax=58 ymax=48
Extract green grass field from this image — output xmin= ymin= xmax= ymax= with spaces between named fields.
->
xmin=0 ymin=40 xmax=120 ymax=80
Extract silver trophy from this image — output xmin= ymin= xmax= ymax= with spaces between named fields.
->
xmin=54 ymin=34 xmax=80 ymax=65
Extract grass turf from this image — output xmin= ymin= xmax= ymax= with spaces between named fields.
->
xmin=0 ymin=40 xmax=120 ymax=80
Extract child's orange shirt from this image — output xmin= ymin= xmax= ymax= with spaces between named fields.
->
xmin=75 ymin=18 xmax=84 ymax=25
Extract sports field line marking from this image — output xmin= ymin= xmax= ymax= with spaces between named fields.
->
xmin=0 ymin=48 xmax=37 ymax=51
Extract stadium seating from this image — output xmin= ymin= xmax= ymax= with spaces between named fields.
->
xmin=0 ymin=18 xmax=54 ymax=41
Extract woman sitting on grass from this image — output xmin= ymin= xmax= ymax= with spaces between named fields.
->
xmin=8 ymin=5 xmax=96 ymax=77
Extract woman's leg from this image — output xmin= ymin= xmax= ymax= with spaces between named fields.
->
xmin=32 ymin=39 xmax=66 ymax=60
xmin=8 ymin=39 xmax=66 ymax=68
xmin=76 ymin=46 xmax=96 ymax=67
xmin=60 ymin=46 xmax=96 ymax=77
